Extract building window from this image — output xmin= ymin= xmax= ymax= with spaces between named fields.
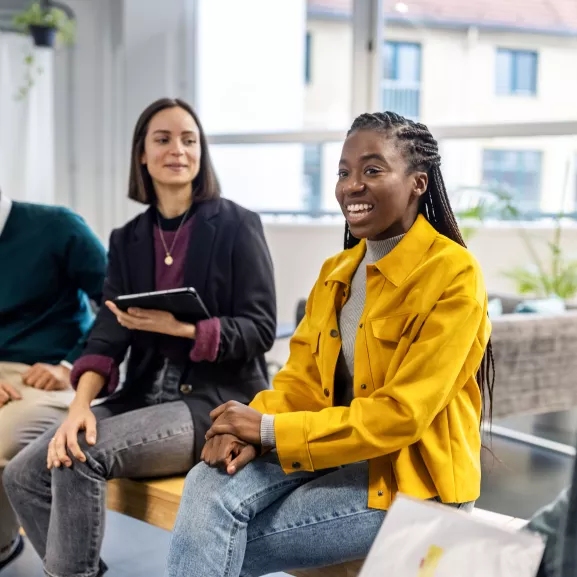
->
xmin=496 ymin=49 xmax=538 ymax=96
xmin=482 ymin=149 xmax=542 ymax=213
xmin=305 ymin=32 xmax=312 ymax=84
xmin=382 ymin=41 xmax=421 ymax=120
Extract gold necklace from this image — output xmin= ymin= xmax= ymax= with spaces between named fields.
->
xmin=156 ymin=206 xmax=191 ymax=266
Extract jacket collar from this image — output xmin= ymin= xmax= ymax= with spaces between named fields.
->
xmin=326 ymin=214 xmax=438 ymax=288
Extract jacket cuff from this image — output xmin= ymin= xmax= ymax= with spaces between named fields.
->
xmin=274 ymin=411 xmax=314 ymax=473
xmin=70 ymin=355 xmax=119 ymax=396
xmin=190 ymin=318 xmax=221 ymax=362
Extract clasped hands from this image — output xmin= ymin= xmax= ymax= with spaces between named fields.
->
xmin=201 ymin=401 xmax=264 ymax=475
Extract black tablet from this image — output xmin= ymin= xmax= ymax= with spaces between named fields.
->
xmin=113 ymin=287 xmax=210 ymax=323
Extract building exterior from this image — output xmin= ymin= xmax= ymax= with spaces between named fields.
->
xmin=306 ymin=0 xmax=577 ymax=216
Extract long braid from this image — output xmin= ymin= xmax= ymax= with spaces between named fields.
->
xmin=344 ymin=111 xmax=495 ymax=426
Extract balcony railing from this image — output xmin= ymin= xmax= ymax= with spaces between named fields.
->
xmin=382 ymin=80 xmax=421 ymax=121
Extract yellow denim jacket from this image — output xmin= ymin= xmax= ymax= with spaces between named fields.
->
xmin=250 ymin=215 xmax=491 ymax=510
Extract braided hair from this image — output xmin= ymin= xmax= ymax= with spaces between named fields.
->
xmin=344 ymin=111 xmax=495 ymax=425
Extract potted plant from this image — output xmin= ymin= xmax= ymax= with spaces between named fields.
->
xmin=454 ymin=162 xmax=577 ymax=302
xmin=12 ymin=2 xmax=75 ymax=100
xmin=13 ymin=2 xmax=75 ymax=48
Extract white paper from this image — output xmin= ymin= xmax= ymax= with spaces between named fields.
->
xmin=358 ymin=494 xmax=545 ymax=577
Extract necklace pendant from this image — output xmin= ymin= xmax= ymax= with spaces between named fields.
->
xmin=164 ymin=255 xmax=174 ymax=266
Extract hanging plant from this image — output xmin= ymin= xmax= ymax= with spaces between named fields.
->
xmin=13 ymin=2 xmax=76 ymax=48
xmin=12 ymin=2 xmax=76 ymax=100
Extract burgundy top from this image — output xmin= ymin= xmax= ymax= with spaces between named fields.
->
xmin=70 ymin=208 xmax=221 ymax=395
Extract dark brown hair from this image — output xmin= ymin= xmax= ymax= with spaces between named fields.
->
xmin=344 ymin=111 xmax=495 ymax=426
xmin=128 ymin=98 xmax=220 ymax=204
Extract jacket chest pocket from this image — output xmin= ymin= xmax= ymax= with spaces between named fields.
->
xmin=369 ymin=313 xmax=413 ymax=381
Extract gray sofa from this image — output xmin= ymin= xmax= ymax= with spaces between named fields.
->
xmin=489 ymin=295 xmax=577 ymax=418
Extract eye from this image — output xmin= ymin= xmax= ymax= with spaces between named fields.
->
xmin=156 ymin=137 xmax=169 ymax=144
xmin=184 ymin=139 xmax=197 ymax=146
xmin=337 ymin=169 xmax=348 ymax=179
xmin=365 ymin=167 xmax=381 ymax=175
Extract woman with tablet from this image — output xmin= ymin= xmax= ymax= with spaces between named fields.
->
xmin=5 ymin=98 xmax=276 ymax=577
xmin=165 ymin=112 xmax=495 ymax=576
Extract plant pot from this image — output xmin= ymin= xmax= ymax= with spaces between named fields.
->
xmin=29 ymin=25 xmax=57 ymax=48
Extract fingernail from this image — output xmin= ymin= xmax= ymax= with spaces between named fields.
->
xmin=229 ymin=466 xmax=236 ymax=474
xmin=54 ymin=461 xmax=60 ymax=467
xmin=88 ymin=436 xmax=95 ymax=444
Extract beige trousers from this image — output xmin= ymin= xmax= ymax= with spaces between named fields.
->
xmin=0 ymin=362 xmax=73 ymax=550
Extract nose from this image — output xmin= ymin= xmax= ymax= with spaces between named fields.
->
xmin=170 ymin=144 xmax=185 ymax=157
xmin=342 ymin=179 xmax=366 ymax=195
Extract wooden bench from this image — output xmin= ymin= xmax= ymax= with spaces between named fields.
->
xmin=107 ymin=477 xmax=525 ymax=577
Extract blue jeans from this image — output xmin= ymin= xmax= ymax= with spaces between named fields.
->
xmin=166 ymin=452 xmax=474 ymax=577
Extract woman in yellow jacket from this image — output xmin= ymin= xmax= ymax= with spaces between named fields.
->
xmin=166 ymin=111 xmax=495 ymax=577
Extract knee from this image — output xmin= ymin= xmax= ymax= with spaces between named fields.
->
xmin=174 ymin=463 xmax=234 ymax=527
xmin=182 ymin=461 xmax=224 ymax=502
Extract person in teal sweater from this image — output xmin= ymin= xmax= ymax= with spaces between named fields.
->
xmin=0 ymin=190 xmax=106 ymax=571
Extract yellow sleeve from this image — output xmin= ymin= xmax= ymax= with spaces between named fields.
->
xmin=273 ymin=271 xmax=489 ymax=473
xmin=250 ymin=280 xmax=327 ymax=415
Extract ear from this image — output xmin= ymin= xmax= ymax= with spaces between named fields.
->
xmin=412 ymin=172 xmax=428 ymax=198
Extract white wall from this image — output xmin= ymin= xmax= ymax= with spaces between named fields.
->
xmin=0 ymin=31 xmax=54 ymax=203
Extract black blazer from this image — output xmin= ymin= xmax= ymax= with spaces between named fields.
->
xmin=83 ymin=198 xmax=277 ymax=460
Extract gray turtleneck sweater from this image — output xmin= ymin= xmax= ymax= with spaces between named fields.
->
xmin=260 ymin=234 xmax=404 ymax=448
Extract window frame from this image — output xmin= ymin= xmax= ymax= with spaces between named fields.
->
xmin=383 ymin=40 xmax=422 ymax=83
xmin=496 ymin=48 xmax=539 ymax=96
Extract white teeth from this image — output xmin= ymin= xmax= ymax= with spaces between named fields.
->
xmin=347 ymin=203 xmax=373 ymax=213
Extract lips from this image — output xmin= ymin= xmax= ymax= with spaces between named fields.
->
xmin=165 ymin=164 xmax=188 ymax=172
xmin=345 ymin=202 xmax=375 ymax=225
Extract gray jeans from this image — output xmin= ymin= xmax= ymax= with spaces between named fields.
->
xmin=4 ymin=394 xmax=195 ymax=577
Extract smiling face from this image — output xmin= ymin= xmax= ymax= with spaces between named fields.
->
xmin=336 ymin=129 xmax=428 ymax=241
xmin=141 ymin=106 xmax=201 ymax=190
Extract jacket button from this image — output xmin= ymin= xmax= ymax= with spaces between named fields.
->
xmin=330 ymin=329 xmax=339 ymax=338
xmin=359 ymin=323 xmax=363 ymax=329
xmin=323 ymin=388 xmax=330 ymax=397
xmin=292 ymin=462 xmax=301 ymax=469
xmin=378 ymin=490 xmax=383 ymax=497
xmin=360 ymin=384 xmax=367 ymax=390
xmin=180 ymin=384 xmax=193 ymax=394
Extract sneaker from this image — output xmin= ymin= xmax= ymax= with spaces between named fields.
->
xmin=0 ymin=535 xmax=24 ymax=572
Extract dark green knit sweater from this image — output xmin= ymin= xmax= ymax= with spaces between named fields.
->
xmin=0 ymin=202 xmax=106 ymax=365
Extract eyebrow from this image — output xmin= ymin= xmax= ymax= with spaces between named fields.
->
xmin=339 ymin=152 xmax=389 ymax=166
xmin=152 ymin=130 xmax=197 ymax=136
xmin=360 ymin=153 xmax=388 ymax=163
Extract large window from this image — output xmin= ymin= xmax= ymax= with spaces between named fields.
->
xmin=194 ymin=0 xmax=574 ymax=220
xmin=496 ymin=49 xmax=538 ymax=96
xmin=382 ymin=41 xmax=421 ymax=120
xmin=482 ymin=149 xmax=543 ymax=212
